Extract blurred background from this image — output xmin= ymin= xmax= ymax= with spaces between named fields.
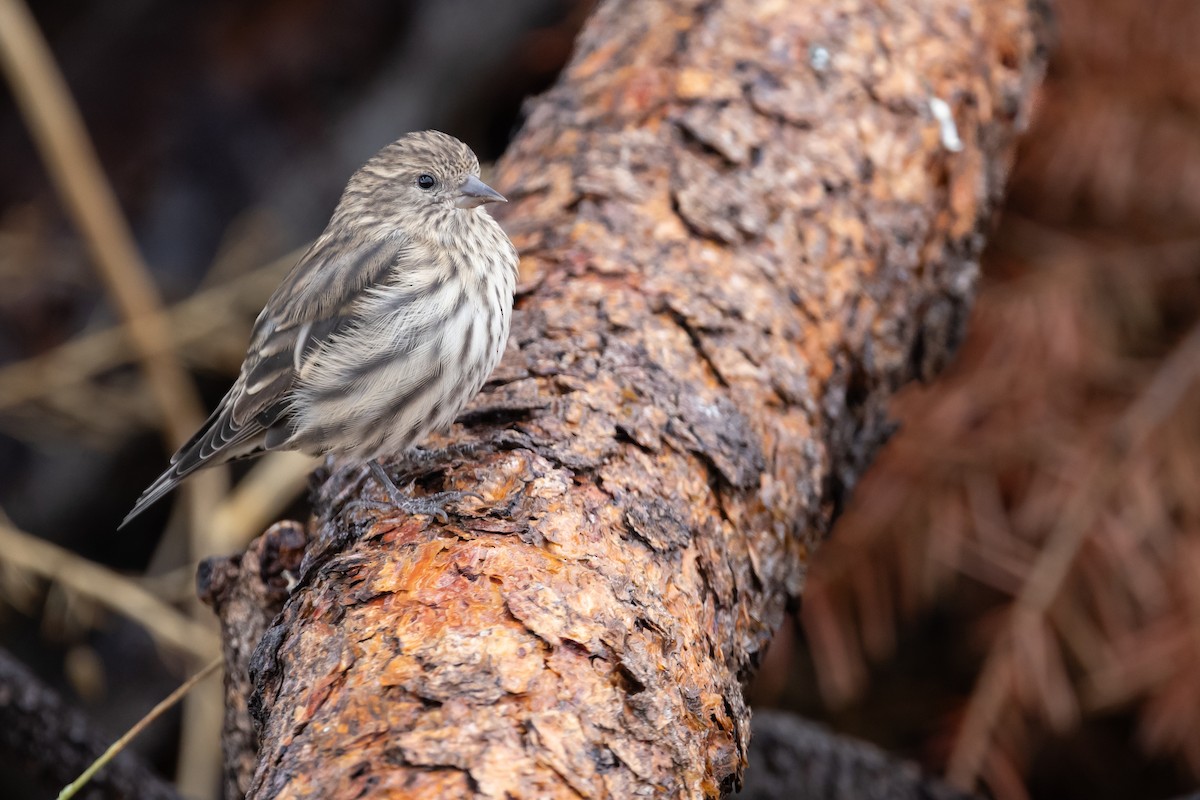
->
xmin=0 ymin=0 xmax=1197 ymax=798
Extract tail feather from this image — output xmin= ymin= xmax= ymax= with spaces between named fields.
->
xmin=120 ymin=394 xmax=269 ymax=528
xmin=120 ymin=465 xmax=189 ymax=529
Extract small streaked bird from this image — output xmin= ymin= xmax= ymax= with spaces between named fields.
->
xmin=122 ymin=130 xmax=518 ymax=527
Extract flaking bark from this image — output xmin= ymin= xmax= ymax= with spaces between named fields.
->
xmin=202 ymin=0 xmax=1048 ymax=796
xmin=198 ymin=521 xmax=307 ymax=800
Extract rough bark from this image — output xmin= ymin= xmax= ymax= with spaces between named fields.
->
xmin=198 ymin=520 xmax=307 ymax=800
xmin=203 ymin=0 xmax=1047 ymax=796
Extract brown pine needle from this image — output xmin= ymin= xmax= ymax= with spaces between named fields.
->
xmin=57 ymin=656 xmax=222 ymax=800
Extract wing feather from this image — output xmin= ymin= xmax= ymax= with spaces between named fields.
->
xmin=120 ymin=230 xmax=411 ymax=527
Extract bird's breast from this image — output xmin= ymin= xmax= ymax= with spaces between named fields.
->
xmin=284 ymin=220 xmax=515 ymax=460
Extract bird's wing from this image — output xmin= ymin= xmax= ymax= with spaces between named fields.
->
xmin=121 ymin=232 xmax=410 ymax=527
xmin=229 ymin=231 xmax=414 ymax=431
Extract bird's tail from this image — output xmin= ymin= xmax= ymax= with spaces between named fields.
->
xmin=119 ymin=394 xmax=265 ymax=528
xmin=119 ymin=463 xmax=192 ymax=529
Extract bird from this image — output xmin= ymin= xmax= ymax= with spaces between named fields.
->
xmin=122 ymin=130 xmax=518 ymax=528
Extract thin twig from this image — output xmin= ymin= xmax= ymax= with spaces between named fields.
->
xmin=0 ymin=512 xmax=219 ymax=661
xmin=57 ymin=656 xmax=222 ymax=800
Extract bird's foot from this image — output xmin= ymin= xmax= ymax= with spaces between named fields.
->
xmin=341 ymin=460 xmax=482 ymax=523
xmin=398 ymin=442 xmax=484 ymax=469
xmin=388 ymin=433 xmax=533 ymax=474
xmin=344 ymin=491 xmax=481 ymax=524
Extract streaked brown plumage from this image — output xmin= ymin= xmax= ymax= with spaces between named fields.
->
xmin=123 ymin=131 xmax=517 ymax=527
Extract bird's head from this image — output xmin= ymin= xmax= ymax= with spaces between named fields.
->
xmin=348 ymin=130 xmax=506 ymax=223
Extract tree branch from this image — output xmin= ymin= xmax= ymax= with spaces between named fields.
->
xmin=205 ymin=0 xmax=1049 ymax=796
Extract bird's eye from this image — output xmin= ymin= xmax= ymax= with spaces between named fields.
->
xmin=416 ymin=174 xmax=436 ymax=190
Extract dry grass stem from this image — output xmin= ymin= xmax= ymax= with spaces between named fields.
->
xmin=0 ymin=247 xmax=301 ymax=414
xmin=207 ymin=451 xmax=317 ymax=554
xmin=0 ymin=511 xmax=219 ymax=660
xmin=0 ymin=0 xmax=205 ymax=445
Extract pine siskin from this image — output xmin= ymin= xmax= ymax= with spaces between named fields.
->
xmin=123 ymin=130 xmax=517 ymax=527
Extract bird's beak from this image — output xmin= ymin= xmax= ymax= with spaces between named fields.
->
xmin=456 ymin=175 xmax=507 ymax=209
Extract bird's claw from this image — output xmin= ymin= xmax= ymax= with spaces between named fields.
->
xmin=401 ymin=442 xmax=483 ymax=467
xmin=345 ymin=460 xmax=484 ymax=523
xmin=397 ymin=489 xmax=482 ymax=522
xmin=343 ymin=490 xmax=479 ymax=523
